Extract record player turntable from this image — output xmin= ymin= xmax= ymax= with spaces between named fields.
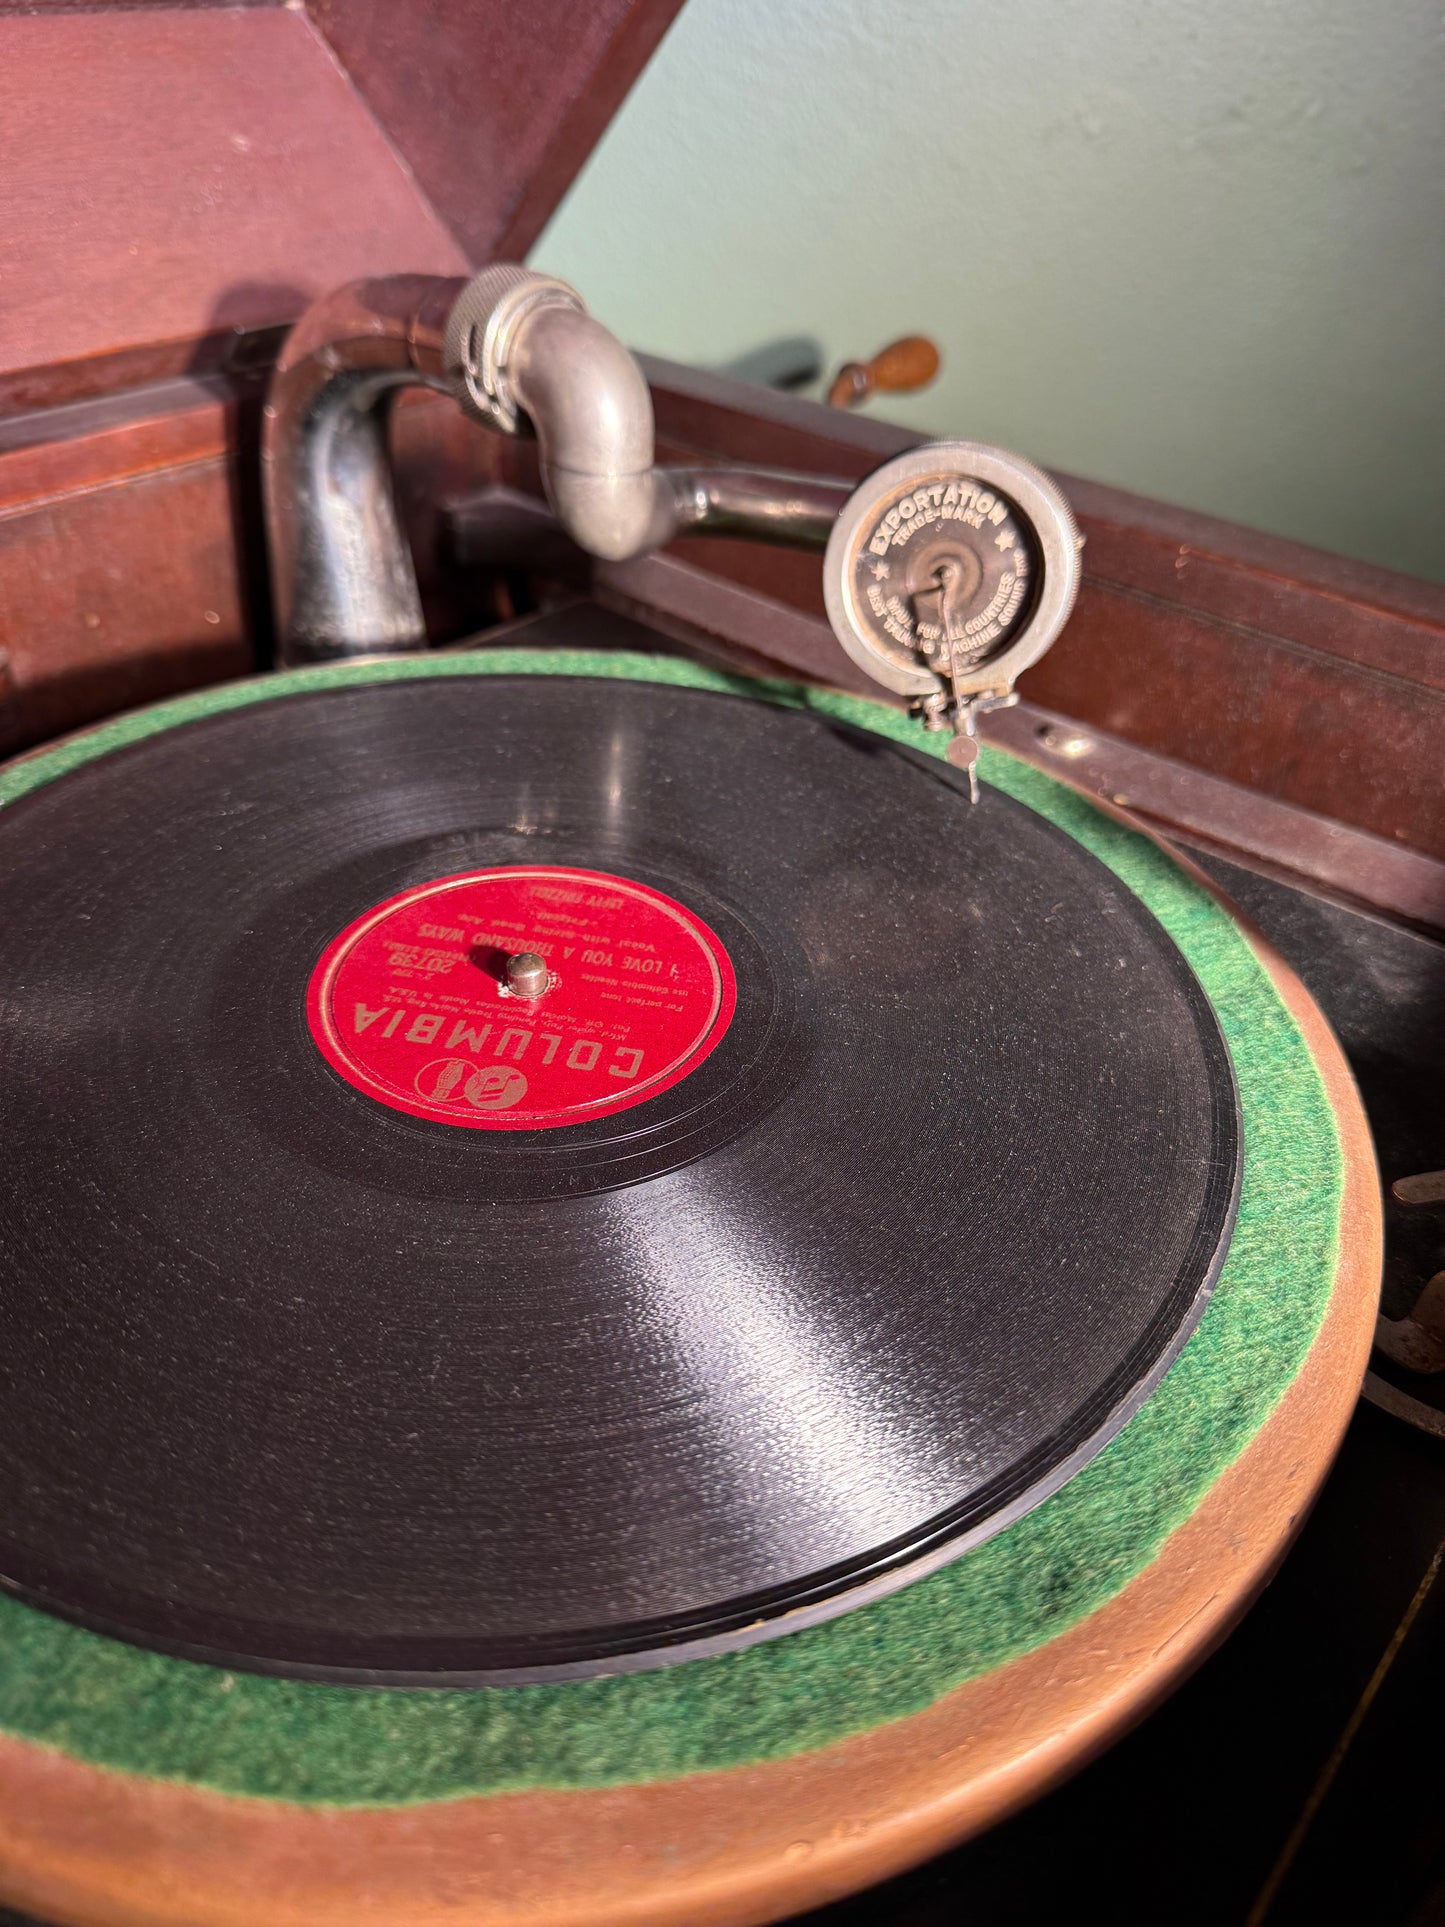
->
xmin=0 ymin=260 xmax=1382 ymax=1927
xmin=4 ymin=10 xmax=1442 ymax=1925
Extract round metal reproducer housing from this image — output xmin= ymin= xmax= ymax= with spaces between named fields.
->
xmin=823 ymin=441 xmax=1082 ymax=703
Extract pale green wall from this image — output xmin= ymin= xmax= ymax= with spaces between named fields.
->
xmin=535 ymin=0 xmax=1445 ymax=582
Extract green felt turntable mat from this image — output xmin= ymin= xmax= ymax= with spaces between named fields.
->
xmin=0 ymin=648 xmax=1342 ymax=1806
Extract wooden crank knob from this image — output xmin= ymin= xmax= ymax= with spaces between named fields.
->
xmin=827 ymin=334 xmax=941 ymax=408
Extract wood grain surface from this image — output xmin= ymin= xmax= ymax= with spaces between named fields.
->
xmin=0 ymin=916 xmax=1381 ymax=1927
xmin=0 ymin=380 xmax=513 ymax=753
xmin=305 ymin=0 xmax=687 ymax=264
xmin=0 ymin=8 xmax=467 ymax=411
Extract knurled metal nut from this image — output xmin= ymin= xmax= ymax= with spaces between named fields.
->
xmin=442 ymin=266 xmax=587 ymax=432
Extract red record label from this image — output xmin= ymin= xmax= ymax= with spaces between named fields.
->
xmin=306 ymin=866 xmax=737 ymax=1130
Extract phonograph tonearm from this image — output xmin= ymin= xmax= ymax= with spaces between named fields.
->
xmin=262 ymin=266 xmax=1082 ymax=794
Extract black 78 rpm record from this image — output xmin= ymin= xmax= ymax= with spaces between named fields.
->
xmin=0 ymin=660 xmax=1239 ymax=1683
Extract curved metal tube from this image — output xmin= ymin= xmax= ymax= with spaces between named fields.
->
xmin=265 ymin=268 xmax=852 ymax=665
xmin=661 ymin=467 xmax=848 ymax=548
xmin=263 ymin=276 xmax=462 ymax=664
xmin=503 ymin=304 xmax=851 ymax=557
xmin=505 ymin=302 xmax=669 ymax=561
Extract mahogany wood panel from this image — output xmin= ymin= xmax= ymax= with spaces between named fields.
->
xmin=304 ymin=0 xmax=688 ymax=264
xmin=0 ymin=2 xmax=277 ymax=10
xmin=0 ymin=376 xmax=240 ymax=516
xmin=0 ymin=373 xmax=249 ymax=750
xmin=1024 ymin=582 xmax=1444 ymax=857
xmin=0 ymin=460 xmax=251 ymax=754
xmin=0 ymin=375 xmax=512 ymax=751
xmin=0 ymin=8 xmax=467 ymax=411
xmin=992 ymin=699 xmax=1445 ymax=935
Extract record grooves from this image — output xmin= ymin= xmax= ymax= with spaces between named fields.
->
xmin=0 ymin=672 xmax=1239 ymax=1682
